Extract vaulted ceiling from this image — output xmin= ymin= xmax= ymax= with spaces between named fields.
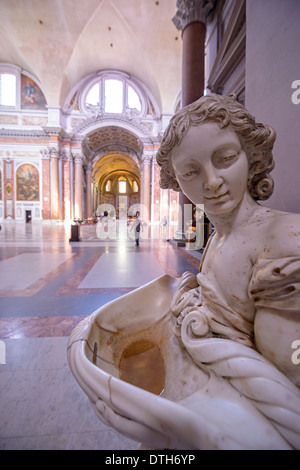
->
xmin=86 ymin=126 xmax=142 ymax=155
xmin=0 ymin=0 xmax=182 ymax=115
xmin=93 ymin=152 xmax=140 ymax=188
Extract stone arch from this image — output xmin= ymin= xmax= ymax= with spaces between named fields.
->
xmin=92 ymin=151 xmax=141 ymax=216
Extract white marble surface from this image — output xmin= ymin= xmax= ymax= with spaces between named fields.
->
xmin=0 ymin=337 xmax=137 ymax=450
xmin=68 ymin=96 xmax=300 ymax=450
xmin=0 ymin=253 xmax=74 ymax=290
xmin=79 ymin=252 xmax=165 ymax=288
xmin=68 ymin=274 xmax=300 ymax=450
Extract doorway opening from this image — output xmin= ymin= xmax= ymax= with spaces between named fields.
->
xmin=25 ymin=210 xmax=32 ymax=223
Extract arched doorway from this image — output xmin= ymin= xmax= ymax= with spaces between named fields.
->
xmin=80 ymin=123 xmax=153 ymax=222
xmin=92 ymin=152 xmax=140 ymax=218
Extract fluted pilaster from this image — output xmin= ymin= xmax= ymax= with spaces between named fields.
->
xmin=73 ymin=152 xmax=84 ymax=219
xmin=49 ymin=147 xmax=60 ymax=220
xmin=141 ymin=154 xmax=152 ymax=222
xmin=86 ymin=161 xmax=93 ymax=219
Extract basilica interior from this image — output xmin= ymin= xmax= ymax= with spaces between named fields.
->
xmin=0 ymin=0 xmax=299 ymax=451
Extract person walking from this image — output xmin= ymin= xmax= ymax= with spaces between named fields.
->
xmin=131 ymin=211 xmax=142 ymax=246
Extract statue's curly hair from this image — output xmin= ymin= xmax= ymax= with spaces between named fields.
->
xmin=156 ymin=94 xmax=276 ymax=200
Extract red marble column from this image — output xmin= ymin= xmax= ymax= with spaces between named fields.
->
xmin=74 ymin=154 xmax=83 ymax=220
xmin=172 ymin=1 xmax=213 ymax=241
xmin=181 ymin=21 xmax=206 ymax=107
xmin=62 ymin=150 xmax=71 ymax=221
xmin=86 ymin=162 xmax=92 ymax=219
xmin=50 ymin=149 xmax=60 ymax=219
xmin=41 ymin=150 xmax=51 ymax=220
xmin=142 ymin=154 xmax=151 ymax=223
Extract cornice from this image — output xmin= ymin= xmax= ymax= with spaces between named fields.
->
xmin=0 ymin=128 xmax=48 ymax=138
xmin=42 ymin=126 xmax=70 ymax=140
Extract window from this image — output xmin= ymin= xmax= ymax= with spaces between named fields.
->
xmin=132 ymin=180 xmax=139 ymax=192
xmin=82 ymin=72 xmax=144 ymax=116
xmin=0 ymin=73 xmax=16 ymax=106
xmin=128 ymin=86 xmax=141 ymax=112
xmin=118 ymin=177 xmax=127 ymax=194
xmin=0 ymin=66 xmax=47 ymax=110
xmin=86 ymin=83 xmax=99 ymax=106
xmin=105 ymin=180 xmax=112 ymax=192
xmin=104 ymin=79 xmax=123 ymax=113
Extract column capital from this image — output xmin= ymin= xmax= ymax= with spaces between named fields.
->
xmin=40 ymin=148 xmax=51 ymax=160
xmin=172 ymin=0 xmax=215 ymax=31
xmin=142 ymin=154 xmax=152 ymax=166
xmin=49 ymin=147 xmax=60 ymax=159
xmin=72 ymin=151 xmax=84 ymax=165
xmin=61 ymin=147 xmax=72 ymax=162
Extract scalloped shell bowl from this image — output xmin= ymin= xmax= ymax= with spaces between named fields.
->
xmin=67 ymin=274 xmax=213 ymax=449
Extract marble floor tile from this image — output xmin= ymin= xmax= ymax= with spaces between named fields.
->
xmin=0 ymin=223 xmax=203 ymax=450
xmin=79 ymin=252 xmax=166 ymax=288
xmin=0 ymin=252 xmax=75 ymax=290
xmin=0 ymin=316 xmax=83 ymax=339
xmin=0 ymin=337 xmax=137 ymax=450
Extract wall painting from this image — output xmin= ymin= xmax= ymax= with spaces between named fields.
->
xmin=16 ymin=164 xmax=40 ymax=201
xmin=21 ymin=75 xmax=47 ymax=110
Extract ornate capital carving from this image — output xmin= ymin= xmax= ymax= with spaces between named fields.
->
xmin=172 ymin=0 xmax=216 ymax=30
xmin=40 ymin=148 xmax=51 ymax=160
xmin=49 ymin=147 xmax=60 ymax=159
xmin=40 ymin=146 xmax=63 ymax=160
xmin=142 ymin=154 xmax=152 ymax=166
xmin=61 ymin=148 xmax=72 ymax=161
xmin=72 ymin=151 xmax=84 ymax=165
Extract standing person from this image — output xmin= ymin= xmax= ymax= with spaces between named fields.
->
xmin=162 ymin=215 xmax=169 ymax=240
xmin=131 ymin=211 xmax=142 ymax=246
xmin=96 ymin=210 xmax=109 ymax=240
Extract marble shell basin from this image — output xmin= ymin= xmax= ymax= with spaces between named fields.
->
xmin=67 ymin=273 xmax=299 ymax=450
xmin=67 ymin=274 xmax=216 ymax=450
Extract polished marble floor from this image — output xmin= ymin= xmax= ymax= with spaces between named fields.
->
xmin=0 ymin=222 xmax=202 ymax=450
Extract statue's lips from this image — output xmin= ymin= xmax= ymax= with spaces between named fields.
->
xmin=205 ymin=191 xmax=230 ymax=202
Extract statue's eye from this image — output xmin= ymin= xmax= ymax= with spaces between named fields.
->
xmin=214 ymin=152 xmax=238 ymax=167
xmin=223 ymin=155 xmax=236 ymax=162
xmin=183 ymin=170 xmax=197 ymax=178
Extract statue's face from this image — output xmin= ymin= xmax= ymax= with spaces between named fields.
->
xmin=171 ymin=122 xmax=249 ymax=215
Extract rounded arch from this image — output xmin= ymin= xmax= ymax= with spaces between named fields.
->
xmin=63 ymin=69 xmax=161 ymax=119
xmin=92 ymin=152 xmax=140 ymax=187
xmin=92 ymin=152 xmax=141 ymax=216
xmin=73 ymin=114 xmax=154 ymax=147
xmin=81 ymin=124 xmax=148 ymax=178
